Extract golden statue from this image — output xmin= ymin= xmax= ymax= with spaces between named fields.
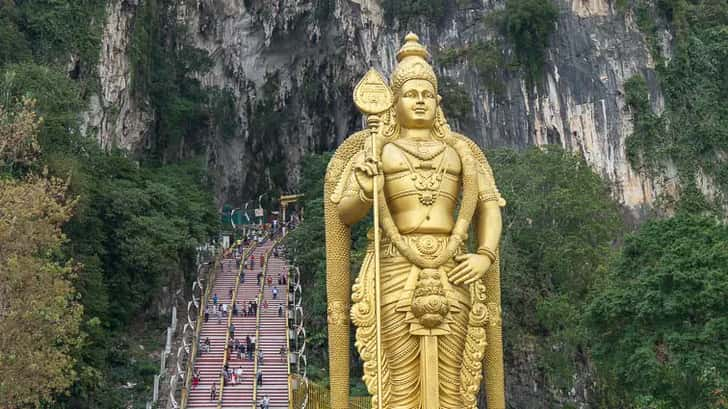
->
xmin=324 ymin=33 xmax=506 ymax=409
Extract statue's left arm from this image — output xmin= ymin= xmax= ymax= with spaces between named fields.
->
xmin=450 ymin=154 xmax=504 ymax=284
xmin=475 ymin=157 xmax=506 ymax=409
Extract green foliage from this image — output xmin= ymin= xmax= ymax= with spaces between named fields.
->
xmin=44 ymin=148 xmax=219 ymax=406
xmin=1 ymin=63 xmax=83 ymax=151
xmin=436 ymin=47 xmax=465 ymax=67
xmin=468 ymin=40 xmax=507 ymax=93
xmin=8 ymin=90 xmax=219 ymax=406
xmin=490 ymin=146 xmax=623 ymax=390
xmin=209 ymin=87 xmax=240 ymax=139
xmin=502 ymin=0 xmax=558 ymax=82
xmin=382 ymin=0 xmax=447 ymax=25
xmin=0 ymin=101 xmax=83 ymax=408
xmin=284 ymin=154 xmax=331 ymax=378
xmin=285 ymin=153 xmax=371 ymax=387
xmin=438 ymin=41 xmax=506 ymax=94
xmin=0 ymin=0 xmax=106 ymax=87
xmin=14 ymin=0 xmax=106 ymax=68
xmin=58 ymin=151 xmax=219 ymax=328
xmin=587 ymin=213 xmax=728 ymax=408
xmin=130 ymin=0 xmax=215 ymax=158
xmin=623 ymin=76 xmax=666 ymax=172
xmin=0 ymin=1 xmax=221 ymax=406
xmin=0 ymin=3 xmax=31 ymax=66
xmin=625 ymin=0 xmax=728 ymax=209
xmin=435 ymin=1 xmax=556 ymax=89
xmin=439 ymin=77 xmax=472 ymax=124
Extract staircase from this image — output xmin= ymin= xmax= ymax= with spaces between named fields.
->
xmin=253 ymin=253 xmax=290 ymax=409
xmin=186 ymin=255 xmax=238 ymax=408
xmin=220 ymin=243 xmax=270 ymax=408
xmin=186 ymin=239 xmax=290 ymax=409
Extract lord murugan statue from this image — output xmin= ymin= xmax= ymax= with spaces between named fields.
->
xmin=324 ymin=33 xmax=506 ymax=409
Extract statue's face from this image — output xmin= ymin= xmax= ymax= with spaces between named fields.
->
xmin=395 ymin=79 xmax=437 ymax=129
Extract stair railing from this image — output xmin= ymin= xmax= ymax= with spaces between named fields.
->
xmin=285 ymin=262 xmax=293 ymax=409
xmin=179 ymin=243 xmax=226 ymax=408
xmin=214 ymin=241 xmax=257 ymax=409
xmin=251 ymin=234 xmax=285 ymax=408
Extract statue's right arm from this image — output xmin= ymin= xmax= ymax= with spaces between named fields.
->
xmin=336 ymin=172 xmax=372 ymax=226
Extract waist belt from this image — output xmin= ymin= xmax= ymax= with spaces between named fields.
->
xmin=369 ymin=233 xmax=465 ymax=260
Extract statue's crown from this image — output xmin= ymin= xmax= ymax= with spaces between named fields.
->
xmin=391 ymin=33 xmax=438 ymax=95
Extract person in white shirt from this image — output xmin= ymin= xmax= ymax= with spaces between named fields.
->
xmin=235 ymin=366 xmax=243 ymax=384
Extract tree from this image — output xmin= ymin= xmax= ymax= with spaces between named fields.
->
xmin=284 ymin=153 xmax=331 ymax=375
xmin=502 ymin=0 xmax=558 ymax=82
xmin=0 ymin=100 xmax=83 ymax=408
xmin=0 ymin=97 xmax=41 ymax=172
xmin=284 ymin=153 xmax=371 ymax=385
xmin=587 ymin=213 xmax=728 ymax=408
xmin=489 ymin=145 xmax=623 ymax=391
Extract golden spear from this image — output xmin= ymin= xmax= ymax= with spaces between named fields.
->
xmin=353 ymin=69 xmax=393 ymax=409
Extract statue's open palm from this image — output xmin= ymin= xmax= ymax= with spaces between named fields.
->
xmin=449 ymin=253 xmax=492 ymax=285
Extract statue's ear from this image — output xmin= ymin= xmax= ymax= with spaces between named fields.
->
xmin=437 ymin=94 xmax=443 ymax=105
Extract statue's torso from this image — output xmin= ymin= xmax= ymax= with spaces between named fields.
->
xmin=381 ymin=139 xmax=461 ymax=234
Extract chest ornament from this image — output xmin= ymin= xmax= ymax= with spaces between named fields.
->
xmin=393 ymin=140 xmax=448 ymax=206
xmin=392 ymin=139 xmax=447 ymax=161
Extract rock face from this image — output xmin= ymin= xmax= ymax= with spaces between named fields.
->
xmin=85 ymin=0 xmax=152 ymax=153
xmin=87 ymin=1 xmax=668 ymax=407
xmin=91 ymin=0 xmax=664 ymax=217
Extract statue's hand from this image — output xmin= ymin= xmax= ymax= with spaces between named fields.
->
xmin=354 ymin=156 xmax=384 ymax=198
xmin=449 ymin=253 xmax=492 ymax=285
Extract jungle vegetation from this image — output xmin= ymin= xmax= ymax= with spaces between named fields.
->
xmin=1 ymin=0 xmax=727 ymax=408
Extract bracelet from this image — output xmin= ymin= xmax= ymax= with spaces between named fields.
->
xmin=477 ymin=246 xmax=497 ymax=263
xmin=358 ymin=189 xmax=373 ymax=203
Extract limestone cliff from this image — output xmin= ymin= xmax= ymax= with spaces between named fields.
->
xmin=90 ymin=0 xmax=668 ymax=219
xmin=85 ymin=0 xmax=152 ymax=153
xmin=84 ymin=1 xmax=672 ymax=407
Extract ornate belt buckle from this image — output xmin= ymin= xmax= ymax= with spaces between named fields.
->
xmin=415 ymin=235 xmax=441 ymax=258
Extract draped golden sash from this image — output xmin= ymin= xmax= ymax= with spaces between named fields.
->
xmin=352 ymin=234 xmax=471 ymax=409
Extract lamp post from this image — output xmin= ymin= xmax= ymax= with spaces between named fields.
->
xmin=257 ymin=193 xmax=267 ymax=227
xmin=230 ymin=207 xmax=240 ymax=242
xmin=242 ymin=201 xmax=251 ymax=237
xmin=230 ymin=208 xmax=240 ymax=229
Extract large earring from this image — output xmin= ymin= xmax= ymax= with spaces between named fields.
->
xmin=382 ymin=106 xmax=400 ymax=139
xmin=432 ymin=106 xmax=449 ymax=140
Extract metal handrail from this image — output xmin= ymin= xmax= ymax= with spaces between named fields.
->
xmin=215 ymin=242 xmax=258 ymax=408
xmin=285 ymin=257 xmax=293 ymax=408
xmin=290 ymin=374 xmax=371 ymax=409
xmin=180 ymin=248 xmax=224 ymax=408
xmin=251 ymin=234 xmax=284 ymax=408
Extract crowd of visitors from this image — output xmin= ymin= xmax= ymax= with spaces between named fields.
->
xmin=195 ymin=235 xmax=296 ymax=405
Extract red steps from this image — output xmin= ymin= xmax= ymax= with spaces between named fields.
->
xmin=254 ymin=256 xmax=290 ymax=409
xmin=220 ymin=244 xmax=271 ymax=408
xmin=187 ymin=258 xmax=238 ymax=408
xmin=187 ymin=241 xmax=290 ymax=409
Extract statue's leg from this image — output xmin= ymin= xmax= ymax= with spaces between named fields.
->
xmin=381 ymin=259 xmax=420 ymax=409
xmin=438 ymin=285 xmax=470 ymax=409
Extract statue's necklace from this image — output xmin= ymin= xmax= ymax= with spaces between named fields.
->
xmin=392 ymin=139 xmax=447 ymax=161
xmin=395 ymin=144 xmax=448 ymax=207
